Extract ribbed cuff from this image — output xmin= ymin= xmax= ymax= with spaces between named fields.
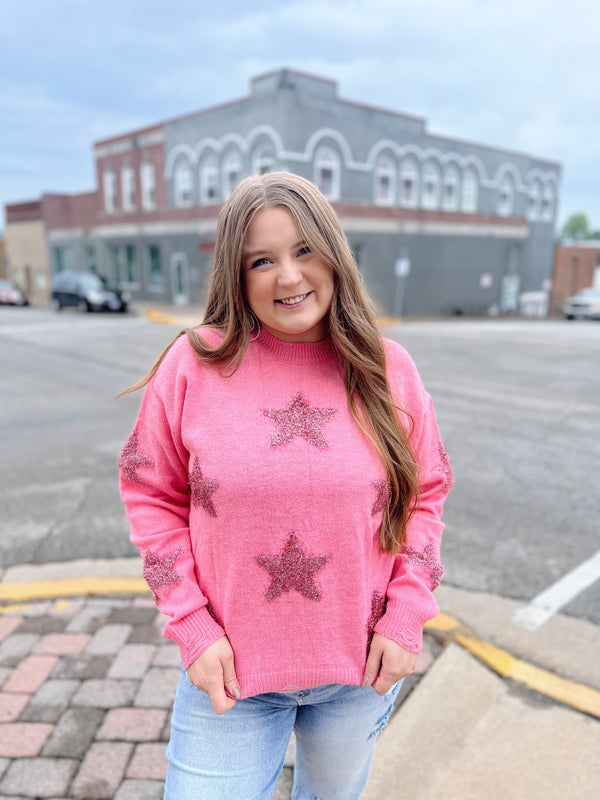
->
xmin=164 ymin=607 xmax=226 ymax=669
xmin=374 ymin=601 xmax=431 ymax=654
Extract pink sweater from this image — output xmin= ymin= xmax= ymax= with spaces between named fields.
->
xmin=119 ymin=327 xmax=452 ymax=698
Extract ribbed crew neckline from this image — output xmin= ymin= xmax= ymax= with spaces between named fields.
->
xmin=253 ymin=326 xmax=336 ymax=364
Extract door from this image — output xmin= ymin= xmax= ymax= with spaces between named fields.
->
xmin=170 ymin=253 xmax=189 ymax=305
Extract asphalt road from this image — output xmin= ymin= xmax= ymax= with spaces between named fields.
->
xmin=1 ymin=306 xmax=599 ymax=626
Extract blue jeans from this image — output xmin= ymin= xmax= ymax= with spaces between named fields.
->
xmin=164 ymin=669 xmax=402 ymax=800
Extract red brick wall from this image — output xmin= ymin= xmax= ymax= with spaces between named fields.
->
xmin=551 ymin=243 xmax=600 ymax=311
xmin=95 ymin=140 xmax=165 ymax=216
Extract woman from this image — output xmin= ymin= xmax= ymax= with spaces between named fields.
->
xmin=119 ymin=172 xmax=452 ymax=799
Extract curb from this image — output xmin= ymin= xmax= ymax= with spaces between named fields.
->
xmin=1 ymin=576 xmax=598 ymax=720
xmin=425 ymin=612 xmax=600 ymax=719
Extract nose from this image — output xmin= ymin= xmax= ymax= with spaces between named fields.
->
xmin=276 ymin=257 xmax=302 ymax=288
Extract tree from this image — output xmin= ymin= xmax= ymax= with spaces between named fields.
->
xmin=561 ymin=213 xmax=591 ymax=241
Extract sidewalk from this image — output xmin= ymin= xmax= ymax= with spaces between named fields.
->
xmin=0 ymin=560 xmax=598 ymax=799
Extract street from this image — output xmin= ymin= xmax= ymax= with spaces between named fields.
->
xmin=1 ymin=306 xmax=599 ymax=626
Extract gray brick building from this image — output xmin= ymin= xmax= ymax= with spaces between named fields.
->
xmin=18 ymin=69 xmax=561 ymax=316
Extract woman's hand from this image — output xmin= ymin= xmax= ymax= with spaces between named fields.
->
xmin=186 ymin=636 xmax=241 ymax=715
xmin=361 ymin=633 xmax=418 ymax=695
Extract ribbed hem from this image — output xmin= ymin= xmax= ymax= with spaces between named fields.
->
xmin=165 ymin=607 xmax=226 ymax=669
xmin=238 ymin=667 xmax=364 ymax=699
xmin=253 ymin=326 xmax=336 ymax=364
xmin=374 ymin=601 xmax=434 ymax=654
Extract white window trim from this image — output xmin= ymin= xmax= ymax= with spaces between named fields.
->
xmin=497 ymin=177 xmax=514 ymax=217
xmin=461 ymin=170 xmax=478 ymax=213
xmin=174 ymin=159 xmax=194 ymax=207
xmin=222 ymin=151 xmax=243 ymax=200
xmin=399 ymin=160 xmax=419 ymax=208
xmin=121 ymin=166 xmax=136 ymax=212
xmin=421 ymin=163 xmax=441 ymax=210
xmin=141 ymin=161 xmax=156 ymax=211
xmin=541 ymin=184 xmax=554 ymax=222
xmin=252 ymin=146 xmax=275 ymax=176
xmin=200 ymin=156 xmax=220 ymax=205
xmin=374 ymin=156 xmax=396 ymax=206
xmin=314 ymin=146 xmax=341 ymax=201
xmin=442 ymin=166 xmax=459 ymax=212
xmin=103 ymin=169 xmax=117 ymax=213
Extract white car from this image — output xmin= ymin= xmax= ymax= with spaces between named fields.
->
xmin=561 ymin=287 xmax=600 ymax=320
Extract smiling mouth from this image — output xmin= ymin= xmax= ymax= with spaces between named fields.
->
xmin=276 ymin=293 xmax=310 ymax=306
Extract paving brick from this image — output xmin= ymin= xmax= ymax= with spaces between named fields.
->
xmin=0 ymin=692 xmax=30 ymax=723
xmin=97 ymin=708 xmax=167 ymax=742
xmin=34 ymin=633 xmax=91 ymax=656
xmin=16 ymin=615 xmax=66 ymax=635
xmin=86 ymin=624 xmax=132 ymax=656
xmin=70 ymin=741 xmax=133 ymax=800
xmin=114 ymin=779 xmax=165 ymax=800
xmin=72 ymin=678 xmax=138 ymax=708
xmin=21 ymin=679 xmax=80 ymax=723
xmin=108 ymin=644 xmax=155 ymax=679
xmin=43 ymin=707 xmax=105 ymax=758
xmin=0 ymin=668 xmax=10 ymax=689
xmin=0 ymin=757 xmax=78 ymax=797
xmin=134 ymin=668 xmax=179 ymax=708
xmin=152 ymin=643 xmax=180 ymax=668
xmin=0 ymin=722 xmax=54 ymax=757
xmin=51 ymin=598 xmax=84 ymax=618
xmin=65 ymin=602 xmax=114 ymax=634
xmin=125 ymin=742 xmax=168 ymax=780
xmin=160 ymin=710 xmax=172 ymax=742
xmin=0 ymin=756 xmax=8 ymax=778
xmin=51 ymin=654 xmax=110 ymax=680
xmin=0 ymin=618 xmax=22 ymax=645
xmin=107 ymin=606 xmax=157 ymax=626
xmin=3 ymin=654 xmax=58 ymax=693
xmin=0 ymin=634 xmax=40 ymax=667
xmin=126 ymin=623 xmax=163 ymax=644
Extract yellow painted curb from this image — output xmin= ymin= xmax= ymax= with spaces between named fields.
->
xmin=146 ymin=309 xmax=178 ymax=325
xmin=0 ymin=577 xmax=149 ymax=604
xmin=425 ymin=612 xmax=600 ymax=719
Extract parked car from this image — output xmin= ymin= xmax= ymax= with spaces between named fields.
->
xmin=561 ymin=287 xmax=600 ymax=320
xmin=0 ymin=279 xmax=29 ymax=306
xmin=50 ymin=271 xmax=129 ymax=313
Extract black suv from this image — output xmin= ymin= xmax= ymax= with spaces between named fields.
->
xmin=50 ymin=272 xmax=129 ymax=313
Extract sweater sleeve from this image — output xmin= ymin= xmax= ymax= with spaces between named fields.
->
xmin=119 ymin=344 xmax=225 ymax=668
xmin=374 ymin=340 xmax=453 ymax=654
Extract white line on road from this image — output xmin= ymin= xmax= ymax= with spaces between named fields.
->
xmin=513 ymin=550 xmax=600 ymax=630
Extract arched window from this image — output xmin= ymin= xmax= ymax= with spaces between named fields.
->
xmin=374 ymin=156 xmax=396 ymax=206
xmin=541 ymin=184 xmax=554 ymax=222
xmin=200 ymin=155 xmax=219 ymax=205
xmin=497 ymin=175 xmax=514 ymax=216
xmin=174 ymin=158 xmax=193 ymax=207
xmin=399 ymin=159 xmax=419 ymax=207
xmin=442 ymin=165 xmax=459 ymax=212
xmin=421 ymin=163 xmax=441 ymax=210
xmin=526 ymin=180 xmax=542 ymax=220
xmin=461 ymin=169 xmax=478 ymax=213
xmin=222 ymin=150 xmax=243 ymax=199
xmin=314 ymin=147 xmax=340 ymax=201
xmin=252 ymin=145 xmax=275 ymax=175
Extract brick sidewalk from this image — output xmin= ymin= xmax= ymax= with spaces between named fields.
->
xmin=0 ymin=595 xmax=178 ymax=799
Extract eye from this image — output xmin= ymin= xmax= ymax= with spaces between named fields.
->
xmin=297 ymin=245 xmax=312 ymax=257
xmin=250 ymin=257 xmax=271 ymax=269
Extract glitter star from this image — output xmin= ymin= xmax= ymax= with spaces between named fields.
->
xmin=437 ymin=445 xmax=454 ymax=491
xmin=402 ymin=543 xmax=444 ymax=590
xmin=255 ymin=532 xmax=331 ymax=601
xmin=143 ymin=548 xmax=182 ymax=602
xmin=119 ymin=428 xmax=154 ymax=483
xmin=371 ymin=479 xmax=390 ymax=515
xmin=366 ymin=590 xmax=387 ymax=653
xmin=189 ymin=458 xmax=219 ymax=517
xmin=263 ymin=393 xmax=337 ymax=449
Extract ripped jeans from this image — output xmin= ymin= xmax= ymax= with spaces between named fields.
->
xmin=164 ymin=670 xmax=402 ymax=800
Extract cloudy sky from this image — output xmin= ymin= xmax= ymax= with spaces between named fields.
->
xmin=1 ymin=0 xmax=598 ymax=232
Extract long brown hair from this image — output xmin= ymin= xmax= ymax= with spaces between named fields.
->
xmin=123 ymin=172 xmax=419 ymax=553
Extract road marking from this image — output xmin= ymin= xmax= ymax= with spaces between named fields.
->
xmin=513 ymin=550 xmax=600 ymax=631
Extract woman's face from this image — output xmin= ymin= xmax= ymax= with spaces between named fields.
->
xmin=242 ymin=206 xmax=335 ymax=343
